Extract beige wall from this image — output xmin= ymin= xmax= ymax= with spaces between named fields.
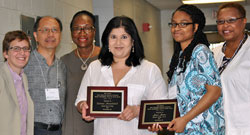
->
xmin=114 ymin=0 xmax=163 ymax=70
xmin=0 ymin=0 xmax=93 ymax=62
xmin=0 ymin=0 xmax=163 ymax=71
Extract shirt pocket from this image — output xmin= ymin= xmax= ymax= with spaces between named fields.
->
xmin=127 ymin=84 xmax=146 ymax=105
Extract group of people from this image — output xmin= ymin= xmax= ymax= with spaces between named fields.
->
xmin=0 ymin=2 xmax=249 ymax=135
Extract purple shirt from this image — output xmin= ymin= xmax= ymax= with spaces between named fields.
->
xmin=8 ymin=64 xmax=28 ymax=135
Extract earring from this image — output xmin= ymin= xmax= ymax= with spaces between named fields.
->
xmin=132 ymin=45 xmax=135 ymax=53
xmin=93 ymin=39 xmax=96 ymax=44
xmin=108 ymin=47 xmax=111 ymax=52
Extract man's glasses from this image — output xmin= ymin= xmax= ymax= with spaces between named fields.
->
xmin=168 ymin=22 xmax=194 ymax=28
xmin=216 ymin=17 xmax=244 ymax=25
xmin=9 ymin=46 xmax=31 ymax=52
xmin=72 ymin=26 xmax=95 ymax=34
xmin=38 ymin=28 xmax=60 ymax=34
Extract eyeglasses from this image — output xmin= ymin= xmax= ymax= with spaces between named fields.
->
xmin=72 ymin=26 xmax=95 ymax=34
xmin=9 ymin=46 xmax=31 ymax=52
xmin=168 ymin=22 xmax=194 ymax=28
xmin=38 ymin=28 xmax=60 ymax=34
xmin=216 ymin=17 xmax=244 ymax=25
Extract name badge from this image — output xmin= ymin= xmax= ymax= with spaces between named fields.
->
xmin=45 ymin=88 xmax=60 ymax=100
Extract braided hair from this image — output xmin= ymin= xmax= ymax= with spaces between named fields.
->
xmin=167 ymin=5 xmax=209 ymax=82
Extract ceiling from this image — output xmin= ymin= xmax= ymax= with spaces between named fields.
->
xmin=145 ymin=0 xmax=250 ymax=10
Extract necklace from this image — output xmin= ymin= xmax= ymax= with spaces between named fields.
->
xmin=76 ymin=45 xmax=95 ymax=71
xmin=219 ymin=33 xmax=247 ymax=74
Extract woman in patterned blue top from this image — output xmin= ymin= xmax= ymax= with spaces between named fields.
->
xmin=149 ymin=5 xmax=225 ymax=135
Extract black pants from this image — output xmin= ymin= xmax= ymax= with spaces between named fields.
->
xmin=34 ymin=122 xmax=62 ymax=135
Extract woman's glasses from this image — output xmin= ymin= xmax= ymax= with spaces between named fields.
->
xmin=9 ymin=46 xmax=31 ymax=52
xmin=168 ymin=22 xmax=194 ymax=28
xmin=216 ymin=17 xmax=244 ymax=25
xmin=72 ymin=26 xmax=95 ymax=34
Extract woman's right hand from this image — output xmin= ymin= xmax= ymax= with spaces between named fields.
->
xmin=167 ymin=117 xmax=188 ymax=133
xmin=148 ymin=123 xmax=163 ymax=132
xmin=77 ymin=101 xmax=95 ymax=121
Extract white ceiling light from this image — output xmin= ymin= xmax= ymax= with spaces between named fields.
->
xmin=182 ymin=0 xmax=245 ymax=4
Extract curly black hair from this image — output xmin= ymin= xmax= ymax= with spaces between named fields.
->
xmin=167 ymin=4 xmax=209 ymax=82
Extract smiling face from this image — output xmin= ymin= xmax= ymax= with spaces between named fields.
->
xmin=4 ymin=39 xmax=30 ymax=74
xmin=71 ymin=14 xmax=95 ymax=48
xmin=34 ymin=17 xmax=61 ymax=51
xmin=171 ymin=11 xmax=198 ymax=49
xmin=108 ymin=27 xmax=133 ymax=61
xmin=217 ymin=7 xmax=246 ymax=42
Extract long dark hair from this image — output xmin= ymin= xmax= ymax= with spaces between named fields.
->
xmin=167 ymin=4 xmax=209 ymax=82
xmin=99 ymin=16 xmax=145 ymax=66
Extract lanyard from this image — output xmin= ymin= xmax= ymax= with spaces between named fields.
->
xmin=34 ymin=51 xmax=58 ymax=88
xmin=219 ymin=34 xmax=248 ymax=75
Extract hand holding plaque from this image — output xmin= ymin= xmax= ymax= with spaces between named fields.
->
xmin=138 ymin=99 xmax=179 ymax=129
xmin=79 ymin=101 xmax=95 ymax=121
xmin=87 ymin=86 xmax=127 ymax=117
xmin=118 ymin=105 xmax=140 ymax=121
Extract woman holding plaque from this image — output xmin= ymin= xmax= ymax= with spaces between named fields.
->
xmin=149 ymin=5 xmax=225 ymax=134
xmin=75 ymin=16 xmax=168 ymax=135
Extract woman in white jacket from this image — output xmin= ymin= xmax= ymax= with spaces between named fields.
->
xmin=212 ymin=2 xmax=250 ymax=134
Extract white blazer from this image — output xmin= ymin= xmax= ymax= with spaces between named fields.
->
xmin=212 ymin=35 xmax=250 ymax=135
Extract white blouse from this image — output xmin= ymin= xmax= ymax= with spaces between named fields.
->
xmin=75 ymin=59 xmax=168 ymax=135
xmin=212 ymin=35 xmax=250 ymax=135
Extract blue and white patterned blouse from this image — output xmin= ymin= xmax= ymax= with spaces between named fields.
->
xmin=169 ymin=44 xmax=225 ymax=135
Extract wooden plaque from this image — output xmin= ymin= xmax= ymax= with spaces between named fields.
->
xmin=138 ymin=99 xmax=179 ymax=129
xmin=87 ymin=86 xmax=127 ymax=117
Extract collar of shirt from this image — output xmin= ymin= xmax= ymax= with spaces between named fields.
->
xmin=33 ymin=49 xmax=59 ymax=67
xmin=7 ymin=62 xmax=23 ymax=82
xmin=100 ymin=61 xmax=140 ymax=86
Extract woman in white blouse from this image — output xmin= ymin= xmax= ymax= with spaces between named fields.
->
xmin=75 ymin=16 xmax=168 ymax=135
